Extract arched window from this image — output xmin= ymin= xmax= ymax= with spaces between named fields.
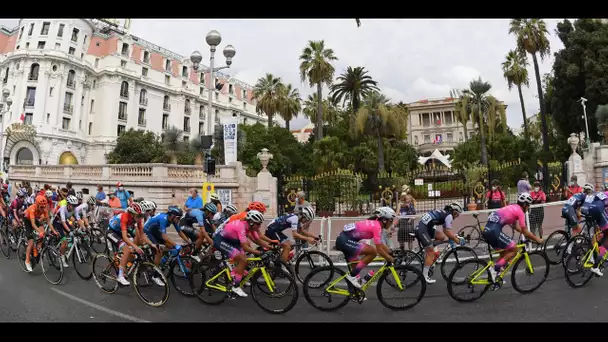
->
xmin=121 ymin=43 xmax=129 ymax=57
xmin=185 ymin=99 xmax=191 ymax=114
xmin=139 ymin=89 xmax=147 ymax=105
xmin=29 ymin=63 xmax=39 ymax=81
xmin=66 ymin=70 xmax=75 ymax=87
xmin=163 ymin=95 xmax=170 ymax=110
xmin=120 ymin=81 xmax=129 ymax=98
xmin=143 ymin=51 xmax=150 ymax=64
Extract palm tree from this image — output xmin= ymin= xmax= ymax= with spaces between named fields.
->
xmin=354 ymin=92 xmax=407 ymax=172
xmin=330 ymin=66 xmax=379 ymax=115
xmin=253 ymin=73 xmax=282 ymax=128
xmin=502 ymin=49 xmax=531 ymax=140
xmin=277 ymin=83 xmax=301 ymax=131
xmin=509 ymin=18 xmax=551 ymax=184
xmin=190 ymin=136 xmax=206 ymax=165
xmin=299 ymin=40 xmax=338 ymax=141
xmin=162 ymin=125 xmax=185 ymax=164
xmin=302 ymin=93 xmax=339 ymax=127
xmin=450 ymin=89 xmax=472 ymax=142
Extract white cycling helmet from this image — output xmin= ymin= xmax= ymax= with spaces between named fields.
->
xmin=87 ymin=196 xmax=96 ymax=206
xmin=246 ymin=210 xmax=264 ymax=224
xmin=300 ymin=206 xmax=315 ymax=221
xmin=140 ymin=201 xmax=152 ymax=211
xmin=447 ymin=202 xmax=463 ymax=214
xmin=517 ymin=192 xmax=533 ymax=205
xmin=45 ymin=190 xmax=53 ymax=198
xmin=583 ymin=183 xmax=595 ymax=193
xmin=224 ymin=204 xmax=238 ymax=216
xmin=209 ymin=192 xmax=220 ymax=202
xmin=374 ymin=206 xmax=397 ymax=220
xmin=66 ymin=195 xmax=79 ymax=205
xmin=76 ymin=191 xmax=83 ymax=200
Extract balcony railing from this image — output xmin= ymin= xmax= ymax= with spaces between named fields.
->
xmin=163 ymin=103 xmax=171 ymax=112
xmin=120 ymin=92 xmax=129 ymax=100
xmin=66 ymin=80 xmax=75 ymax=89
xmin=138 ymin=119 xmax=147 ymax=127
xmin=63 ymin=104 xmax=73 ymax=113
xmin=24 ymin=98 xmax=35 ymax=107
xmin=139 ymin=97 xmax=148 ymax=106
xmin=28 ymin=74 xmax=38 ymax=81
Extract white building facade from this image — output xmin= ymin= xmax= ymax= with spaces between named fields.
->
xmin=0 ymin=19 xmax=267 ymax=168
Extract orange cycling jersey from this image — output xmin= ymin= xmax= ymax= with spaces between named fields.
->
xmin=24 ymin=204 xmax=49 ymax=221
xmin=228 ymin=211 xmax=247 ymax=223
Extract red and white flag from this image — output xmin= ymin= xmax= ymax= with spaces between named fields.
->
xmin=19 ymin=112 xmax=24 ymax=122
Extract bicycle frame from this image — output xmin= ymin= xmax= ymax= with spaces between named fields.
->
xmin=580 ymin=231 xmax=608 ymax=268
xmin=204 ymin=256 xmax=276 ymax=293
xmin=467 ymin=243 xmax=534 ymax=285
xmin=326 ymin=257 xmax=404 ymax=296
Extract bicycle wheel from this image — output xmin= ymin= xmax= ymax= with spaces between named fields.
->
xmin=72 ymin=243 xmax=93 ymax=280
xmin=377 ymin=265 xmax=426 ymax=310
xmin=457 ymin=225 xmax=482 ymax=249
xmin=440 ymin=246 xmax=478 ymax=282
xmin=41 ymin=246 xmax=64 ymax=285
xmin=89 ymin=228 xmax=108 ymax=255
xmin=562 ymin=235 xmax=591 ymax=270
xmin=9 ymin=228 xmax=19 ymax=252
xmin=0 ymin=228 xmax=10 ymax=259
xmin=168 ymin=256 xmax=196 ymax=297
xmin=92 ymin=254 xmax=119 ymax=294
xmin=302 ymin=266 xmax=351 ymax=311
xmin=294 ymin=250 xmax=333 ymax=285
xmin=257 ymin=259 xmax=295 ymax=295
xmin=16 ymin=239 xmax=28 ymax=272
xmin=189 ymin=262 xmax=228 ymax=305
xmin=250 ymin=266 xmax=299 ymax=314
xmin=564 ymin=244 xmax=595 ymax=288
xmin=133 ymin=261 xmax=170 ymax=307
xmin=543 ymin=230 xmax=568 ymax=265
xmin=446 ymin=259 xmax=492 ymax=302
xmin=511 ymin=251 xmax=549 ymax=294
xmin=397 ymin=250 xmax=424 ymax=271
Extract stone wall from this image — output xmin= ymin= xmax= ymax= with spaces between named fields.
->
xmin=8 ymin=161 xmax=275 ymax=215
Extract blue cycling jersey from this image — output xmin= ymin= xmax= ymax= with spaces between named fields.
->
xmin=144 ymin=213 xmax=181 ymax=235
xmin=418 ymin=210 xmax=452 ymax=230
xmin=565 ymin=192 xmax=586 ymax=210
xmin=267 ymin=214 xmax=299 ymax=232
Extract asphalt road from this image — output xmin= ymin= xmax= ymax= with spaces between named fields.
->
xmin=0 ymin=251 xmax=607 ymax=322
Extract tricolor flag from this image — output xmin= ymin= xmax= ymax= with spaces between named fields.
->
xmin=433 ymin=135 xmax=442 ymax=144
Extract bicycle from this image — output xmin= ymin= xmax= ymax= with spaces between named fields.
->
xmin=446 ymin=233 xmax=549 ymax=302
xmin=0 ymin=218 xmax=22 ymax=259
xmin=563 ymin=228 xmax=608 ymax=288
xmin=543 ymin=215 xmax=595 ymax=267
xmin=287 ymin=236 xmax=333 ymax=284
xmin=54 ymin=227 xmax=94 ymax=281
xmin=157 ymin=243 xmax=198 ymax=297
xmin=458 ymin=212 xmax=517 ymax=250
xmin=16 ymin=223 xmax=65 ymax=285
xmin=302 ymin=254 xmax=426 ymax=311
xmin=188 ymin=245 xmax=299 ymax=314
xmin=92 ymin=244 xmax=170 ymax=307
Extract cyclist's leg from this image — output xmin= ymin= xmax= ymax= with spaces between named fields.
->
xmin=24 ymin=219 xmax=35 ymax=267
xmin=415 ymin=222 xmax=436 ymax=281
xmin=563 ymin=206 xmax=580 ymax=235
xmin=483 ymin=223 xmax=516 ymax=271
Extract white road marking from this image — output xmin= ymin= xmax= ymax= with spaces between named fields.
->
xmin=50 ymin=288 xmax=150 ymax=322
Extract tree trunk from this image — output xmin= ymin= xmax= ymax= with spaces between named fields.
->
xmin=170 ymin=153 xmax=178 ymax=165
xmin=267 ymin=112 xmax=273 ymax=128
xmin=478 ymin=107 xmax=488 ymax=168
xmin=532 ymin=52 xmax=550 ymax=190
xmin=517 ymin=84 xmax=529 ymax=140
xmin=315 ymin=83 xmax=324 ymax=141
xmin=463 ymin=119 xmax=469 ymax=141
xmin=194 ymin=152 xmax=203 ymax=166
xmin=285 ymin=119 xmax=290 ymax=132
xmin=376 ymin=132 xmax=385 ymax=172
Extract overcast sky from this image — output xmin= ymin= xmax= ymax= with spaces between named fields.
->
xmin=1 ymin=19 xmax=565 ymax=131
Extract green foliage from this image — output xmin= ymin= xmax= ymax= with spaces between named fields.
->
xmin=106 ymin=128 xmax=168 ymax=164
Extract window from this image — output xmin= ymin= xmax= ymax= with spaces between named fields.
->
xmin=183 ymin=117 xmax=190 ymax=132
xmin=28 ymin=23 xmax=34 ymax=36
xmin=118 ymin=102 xmax=128 ymax=121
xmin=199 ymin=122 xmax=204 ymax=133
xmin=243 ymin=118 xmax=247 ymax=125
xmin=215 ymin=109 xmax=220 ymax=124
xmin=16 ymin=45 xmax=20 ymax=50
xmin=24 ymin=113 xmax=33 ymax=125
xmin=162 ymin=114 xmax=169 ymax=129
xmin=80 ymin=53 xmax=83 ymax=59
xmin=55 ymin=43 xmax=60 ymax=50
xmin=183 ymin=136 xmax=189 ymax=142
xmin=200 ymin=73 xmax=205 ymax=85
xmin=232 ymin=111 xmax=237 ymax=117
xmin=459 ymin=132 xmax=464 ymax=142
xmin=90 ymin=99 xmax=95 ymax=113
xmin=422 ymin=113 xmax=430 ymax=127
xmin=88 ymin=122 xmax=93 ymax=135
xmin=414 ymin=136 xmax=419 ymax=145
xmin=165 ymin=59 xmax=171 ymax=71
xmin=46 ymin=113 xmax=50 ymax=124
xmin=199 ymin=105 xmax=205 ymax=119
xmin=445 ymin=111 xmax=453 ymax=125
xmin=81 ymin=95 xmax=84 ymax=106
xmin=165 ymin=75 xmax=170 ymax=85
xmin=229 ymin=97 xmax=232 ymax=103
xmin=83 ymin=35 xmax=87 ymax=46
xmin=64 ymin=92 xmax=73 ymax=113
xmin=57 ymin=24 xmax=64 ymax=37
xmin=92 ymin=80 xmax=96 ymax=88
xmin=19 ymin=27 xmax=23 ymax=39
xmin=199 ymin=87 xmax=204 ymax=96
xmin=138 ymin=108 xmax=146 ymax=126
xmin=120 ymin=60 xmax=127 ymax=68
xmin=182 ymin=81 xmax=187 ymax=88
xmin=25 ymin=87 xmax=36 ymax=106
xmin=40 ymin=22 xmax=50 ymax=35
xmin=117 ymin=124 xmax=126 ymax=136
xmin=447 ymin=133 xmax=453 ymax=143
xmin=229 ymin=84 xmax=233 ymax=94
xmin=143 ymin=51 xmax=150 ymax=64
xmin=423 ymin=135 xmax=430 ymax=144
xmin=62 ymin=117 xmax=71 ymax=130
xmin=94 ymin=58 xmax=99 ymax=68
xmin=142 ymin=67 xmax=148 ymax=77
xmin=121 ymin=43 xmax=129 ymax=57
xmin=215 ymin=92 xmax=218 ymax=101
xmin=66 ymin=70 xmax=75 ymax=88
xmin=242 ymin=89 xmax=247 ymax=99
xmin=163 ymin=95 xmax=170 ymax=111
xmin=182 ymin=66 xmax=188 ymax=78
xmin=79 ymin=119 xmax=82 ymax=129
xmin=71 ymin=28 xmax=79 ymax=42
xmin=120 ymin=81 xmax=129 ymax=99
xmin=37 ymin=41 xmax=45 ymax=49
xmin=243 ymin=102 xmax=246 ymax=110
xmin=3 ymin=67 xmax=8 ymax=85
xmin=25 ymin=42 xmax=29 ymax=49
xmin=435 ymin=134 xmax=442 ymax=143
xmin=433 ymin=112 xmax=441 ymax=125
xmin=185 ymin=99 xmax=191 ymax=114
xmin=29 ymin=63 xmax=39 ymax=81
xmin=49 ymin=87 xmax=53 ymax=96
xmin=68 ymin=47 xmax=75 ymax=55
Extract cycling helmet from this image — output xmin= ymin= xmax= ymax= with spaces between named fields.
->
xmin=127 ymin=202 xmax=143 ymax=215
xmin=35 ymin=196 xmax=48 ymax=207
xmin=247 ymin=201 xmax=267 ymax=213
xmin=209 ymin=192 xmax=220 ymax=202
xmin=446 ymin=202 xmax=463 ymax=214
xmin=26 ymin=196 xmax=35 ymax=205
xmin=167 ymin=206 xmax=183 ymax=217
xmin=300 ymin=206 xmax=315 ymax=221
xmin=66 ymin=195 xmax=79 ymax=205
xmin=224 ymin=204 xmax=238 ymax=216
xmin=373 ymin=206 xmax=397 ymax=220
xmin=517 ymin=192 xmax=533 ymax=205
xmin=203 ymin=202 xmax=218 ymax=214
xmin=18 ymin=189 xmax=27 ymax=198
xmin=246 ymin=210 xmax=264 ymax=224
xmin=75 ymin=192 xmax=83 ymax=200
xmin=149 ymin=201 xmax=157 ymax=210
xmin=1 ymin=184 xmax=7 ymax=190
xmin=45 ymin=190 xmax=53 ymax=198
xmin=583 ymin=183 xmax=595 ymax=193
xmin=139 ymin=200 xmax=151 ymax=211
xmin=87 ymin=196 xmax=96 ymax=206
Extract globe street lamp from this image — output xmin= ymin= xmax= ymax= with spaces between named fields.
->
xmin=190 ymin=30 xmax=236 ymax=137
xmin=0 ymin=89 xmax=13 ymax=174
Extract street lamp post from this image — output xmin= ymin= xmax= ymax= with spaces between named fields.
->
xmin=189 ymin=30 xmax=236 ymax=137
xmin=579 ymin=97 xmax=591 ymax=147
xmin=0 ymin=89 xmax=12 ymax=174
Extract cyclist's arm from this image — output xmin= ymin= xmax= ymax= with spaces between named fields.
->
xmin=373 ymin=230 xmax=394 ymax=263
xmin=292 ymin=218 xmax=316 ymax=243
xmin=120 ymin=216 xmax=141 ymax=251
xmin=442 ymin=216 xmax=460 ymax=244
xmin=513 ymin=216 xmax=542 ymax=243
xmin=240 ymin=231 xmax=262 ymax=255
xmin=59 ymin=208 xmax=70 ymax=234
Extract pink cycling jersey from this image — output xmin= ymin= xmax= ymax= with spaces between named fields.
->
xmin=344 ymin=220 xmax=382 ymax=245
xmin=220 ymin=220 xmax=259 ymax=243
xmin=495 ymin=204 xmax=526 ymax=229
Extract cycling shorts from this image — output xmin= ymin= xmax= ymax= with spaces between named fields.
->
xmin=213 ymin=234 xmax=243 ymax=260
xmin=107 ymin=230 xmax=134 ymax=250
xmin=180 ymin=226 xmax=199 ymax=242
xmin=561 ymin=206 xmax=578 ymax=228
xmin=265 ymin=226 xmax=290 ymax=244
xmin=482 ymin=222 xmax=514 ymax=250
xmin=414 ymin=222 xmax=435 ymax=248
xmin=146 ymin=229 xmax=165 ymax=246
xmin=52 ymin=220 xmax=70 ymax=238
xmin=335 ymin=232 xmax=364 ymax=261
xmin=581 ymin=202 xmax=608 ymax=230
xmin=24 ymin=219 xmax=37 ymax=240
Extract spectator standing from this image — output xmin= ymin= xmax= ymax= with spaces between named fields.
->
xmin=294 ymin=191 xmax=312 ymax=249
xmin=107 ymin=193 xmax=122 ymax=209
xmin=95 ymin=185 xmax=106 ymax=203
xmin=485 ymin=180 xmax=506 ymax=209
xmin=184 ymin=188 xmax=203 ymax=212
xmin=517 ymin=171 xmax=532 ymax=194
xmin=114 ymin=182 xmax=132 ymax=209
xmin=564 ymin=175 xmax=583 ymax=199
xmin=397 ymin=193 xmax=416 ymax=251
xmin=529 ymin=181 xmax=547 ymax=238
xmin=66 ymin=182 xmax=76 ymax=196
